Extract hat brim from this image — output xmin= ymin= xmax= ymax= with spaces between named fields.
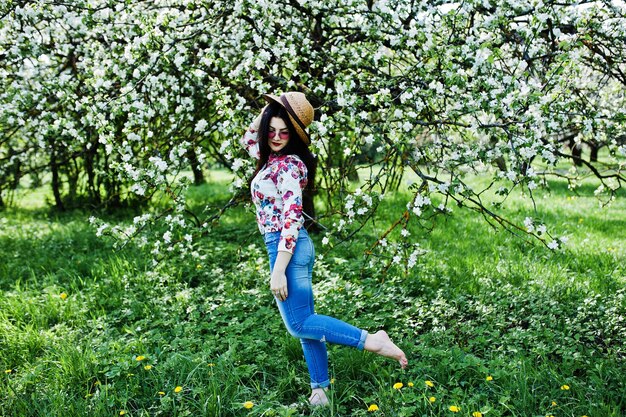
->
xmin=263 ymin=94 xmax=310 ymax=145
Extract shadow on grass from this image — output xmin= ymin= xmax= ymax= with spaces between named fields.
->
xmin=530 ymin=208 xmax=626 ymax=241
xmin=0 ymin=186 xmax=264 ymax=294
xmin=0 ymin=206 xmax=149 ymax=292
xmin=540 ymin=177 xmax=626 ymax=198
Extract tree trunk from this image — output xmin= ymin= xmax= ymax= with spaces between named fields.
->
xmin=103 ymin=159 xmax=121 ymax=208
xmin=303 ymin=189 xmax=321 ymax=234
xmin=30 ymin=170 xmax=42 ymax=188
xmin=347 ymin=165 xmax=359 ymax=182
xmin=490 ymin=156 xmax=506 ymax=172
xmin=10 ymin=147 xmax=21 ymax=190
xmin=589 ymin=142 xmax=599 ymax=162
xmin=85 ymin=140 xmax=101 ymax=205
xmin=188 ymin=148 xmax=205 ymax=185
xmin=569 ymin=139 xmax=583 ymax=167
xmin=65 ymin=157 xmax=80 ymax=205
xmin=50 ymin=150 xmax=65 ymax=211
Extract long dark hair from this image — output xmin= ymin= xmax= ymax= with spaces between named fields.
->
xmin=252 ymin=102 xmax=318 ymax=231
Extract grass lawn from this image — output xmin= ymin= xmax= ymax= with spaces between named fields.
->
xmin=0 ymin=169 xmax=625 ymax=417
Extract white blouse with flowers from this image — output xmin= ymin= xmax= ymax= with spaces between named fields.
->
xmin=240 ymin=124 xmax=308 ymax=254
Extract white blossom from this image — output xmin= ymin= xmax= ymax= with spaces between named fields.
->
xmin=3 ymin=0 xmax=623 ymax=268
xmin=195 ymin=119 xmax=208 ymax=132
xmin=149 ymin=156 xmax=168 ymax=172
xmin=524 ymin=217 xmax=534 ymax=233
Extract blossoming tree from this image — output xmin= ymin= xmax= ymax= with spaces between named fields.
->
xmin=1 ymin=0 xmax=624 ymax=267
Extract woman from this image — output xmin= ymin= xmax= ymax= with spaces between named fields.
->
xmin=240 ymin=92 xmax=408 ymax=406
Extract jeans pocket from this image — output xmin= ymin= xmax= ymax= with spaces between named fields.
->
xmin=291 ymin=237 xmax=313 ymax=266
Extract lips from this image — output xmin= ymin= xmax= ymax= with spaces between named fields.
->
xmin=271 ymin=141 xmax=283 ymax=147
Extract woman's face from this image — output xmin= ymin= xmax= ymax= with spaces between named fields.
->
xmin=268 ymin=117 xmax=290 ymax=153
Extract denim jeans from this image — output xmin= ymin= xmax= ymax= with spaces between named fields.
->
xmin=264 ymin=229 xmax=368 ymax=389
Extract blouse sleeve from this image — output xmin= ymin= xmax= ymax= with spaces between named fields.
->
xmin=275 ymin=156 xmax=308 ymax=254
xmin=239 ymin=123 xmax=260 ymax=160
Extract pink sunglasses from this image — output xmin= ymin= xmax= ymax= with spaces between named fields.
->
xmin=268 ymin=130 xmax=289 ymax=140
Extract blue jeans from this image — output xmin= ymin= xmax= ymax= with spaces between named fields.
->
xmin=264 ymin=229 xmax=368 ymax=389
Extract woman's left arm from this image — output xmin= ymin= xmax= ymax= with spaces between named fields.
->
xmin=276 ymin=156 xmax=308 ymax=254
xmin=270 ymin=251 xmax=292 ymax=301
xmin=239 ymin=106 xmax=267 ymax=160
xmin=270 ymin=156 xmax=308 ymax=301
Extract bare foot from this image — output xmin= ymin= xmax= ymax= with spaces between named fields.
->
xmin=364 ymin=330 xmax=408 ymax=369
xmin=309 ymin=388 xmax=329 ymax=407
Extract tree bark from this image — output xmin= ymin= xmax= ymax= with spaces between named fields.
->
xmin=84 ymin=139 xmax=101 ymax=205
xmin=188 ymin=148 xmax=205 ymax=185
xmin=50 ymin=148 xmax=65 ymax=211
xmin=589 ymin=142 xmax=599 ymax=162
xmin=569 ymin=139 xmax=583 ymax=167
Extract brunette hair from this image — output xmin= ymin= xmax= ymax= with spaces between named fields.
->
xmin=252 ymin=102 xmax=318 ymax=231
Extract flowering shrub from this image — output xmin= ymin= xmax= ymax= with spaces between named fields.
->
xmin=1 ymin=0 xmax=625 ymax=267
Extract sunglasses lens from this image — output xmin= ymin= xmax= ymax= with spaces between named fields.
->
xmin=268 ymin=131 xmax=289 ymax=140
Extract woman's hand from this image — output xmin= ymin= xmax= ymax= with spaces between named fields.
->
xmin=252 ymin=104 xmax=268 ymax=131
xmin=270 ymin=269 xmax=288 ymax=301
xmin=270 ymin=250 xmax=292 ymax=301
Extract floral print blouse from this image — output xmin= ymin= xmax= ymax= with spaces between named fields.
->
xmin=240 ymin=125 xmax=308 ymax=254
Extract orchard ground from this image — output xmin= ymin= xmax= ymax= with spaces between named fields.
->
xmin=1 ymin=169 xmax=625 ymax=417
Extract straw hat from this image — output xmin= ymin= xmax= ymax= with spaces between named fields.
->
xmin=263 ymin=92 xmax=314 ymax=145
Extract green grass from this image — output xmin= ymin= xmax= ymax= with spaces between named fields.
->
xmin=1 ymin=170 xmax=625 ymax=417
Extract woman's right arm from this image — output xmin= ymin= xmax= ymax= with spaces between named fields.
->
xmin=239 ymin=107 xmax=266 ymax=160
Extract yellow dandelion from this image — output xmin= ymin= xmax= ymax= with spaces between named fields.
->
xmin=449 ymin=405 xmax=461 ymax=412
xmin=60 ymin=293 xmax=68 ymax=300
xmin=136 ymin=355 xmax=146 ymax=361
xmin=5 ymin=369 xmax=12 ymax=374
xmin=393 ymin=382 xmax=403 ymax=390
xmin=486 ymin=375 xmax=493 ymax=381
xmin=196 ymin=264 xmax=202 ymax=269
xmin=408 ymin=382 xmax=414 ymax=387
xmin=158 ymin=391 xmax=165 ymax=396
xmin=144 ymin=365 xmax=152 ymax=370
xmin=243 ymin=401 xmax=254 ymax=409
xmin=119 ymin=411 xmax=126 ymax=416
xmin=561 ymin=384 xmax=570 ymax=390
xmin=425 ymin=380 xmax=434 ymax=387
xmin=174 ymin=386 xmax=183 ymax=393
xmin=551 ymin=401 xmax=557 ymax=407
xmin=207 ymin=363 xmax=215 ymax=367
xmin=429 ymin=396 xmax=436 ymax=403
xmin=578 ymin=218 xmax=583 ymax=223
xmin=473 ymin=412 xmax=483 ymax=417
xmin=330 ymin=378 xmax=335 ymax=384
xmin=368 ymin=404 xmax=379 ymax=412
